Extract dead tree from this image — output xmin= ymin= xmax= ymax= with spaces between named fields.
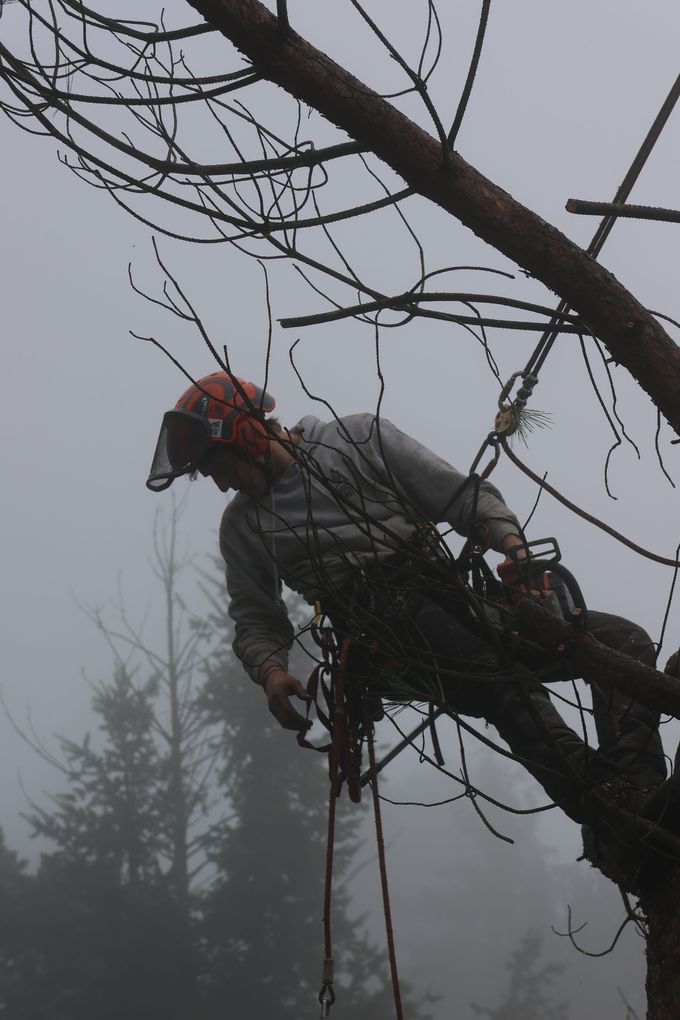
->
xmin=2 ymin=3 xmax=680 ymax=1017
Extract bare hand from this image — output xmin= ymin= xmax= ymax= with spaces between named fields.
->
xmin=502 ymin=534 xmax=527 ymax=560
xmin=263 ymin=668 xmax=312 ymax=731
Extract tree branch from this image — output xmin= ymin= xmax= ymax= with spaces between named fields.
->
xmin=514 ymin=599 xmax=680 ymax=719
xmin=567 ymin=199 xmax=680 ymax=225
xmin=185 ymin=0 xmax=680 ymax=435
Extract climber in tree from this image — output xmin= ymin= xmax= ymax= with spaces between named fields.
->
xmin=147 ymin=371 xmax=670 ymax=823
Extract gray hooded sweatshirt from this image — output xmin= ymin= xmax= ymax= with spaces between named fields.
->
xmin=220 ymin=414 xmax=521 ymax=684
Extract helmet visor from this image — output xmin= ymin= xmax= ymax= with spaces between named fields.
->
xmin=146 ymin=410 xmax=213 ymax=491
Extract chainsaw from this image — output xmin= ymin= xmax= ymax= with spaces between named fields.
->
xmin=495 ymin=537 xmax=587 ymax=623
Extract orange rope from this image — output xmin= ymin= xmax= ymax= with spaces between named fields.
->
xmin=365 ymin=702 xmax=404 ymax=1020
xmin=320 ymin=637 xmax=352 ymax=1011
xmin=321 ymin=637 xmax=404 ymax=1018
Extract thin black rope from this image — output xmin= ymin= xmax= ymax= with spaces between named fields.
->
xmin=447 ymin=0 xmax=491 ymax=149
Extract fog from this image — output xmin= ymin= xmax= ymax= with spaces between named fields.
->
xmin=1 ymin=2 xmax=679 ymax=1016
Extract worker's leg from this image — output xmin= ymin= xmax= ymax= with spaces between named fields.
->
xmin=586 ymin=611 xmax=666 ymax=788
xmin=402 ymin=590 xmax=612 ymax=821
xmin=487 ymin=685 xmax=603 ymax=821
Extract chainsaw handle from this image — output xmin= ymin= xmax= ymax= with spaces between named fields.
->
xmin=496 ymin=553 xmax=588 ymax=628
xmin=505 ymin=536 xmax=562 ymax=567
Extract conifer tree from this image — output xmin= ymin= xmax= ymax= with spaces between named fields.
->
xmin=23 ymin=503 xmax=219 ymax=1019
xmin=12 ymin=512 xmax=431 ymax=1018
xmin=26 ymin=666 xmax=204 ymax=1020
xmin=471 ymin=931 xmax=568 ymax=1020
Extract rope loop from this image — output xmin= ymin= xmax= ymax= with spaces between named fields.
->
xmin=318 ymin=982 xmax=336 ymax=1009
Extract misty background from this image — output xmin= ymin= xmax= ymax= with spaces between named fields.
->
xmin=2 ymin=1 xmax=680 ymax=1016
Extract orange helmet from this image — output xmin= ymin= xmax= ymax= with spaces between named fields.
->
xmin=146 ymin=372 xmax=275 ymax=491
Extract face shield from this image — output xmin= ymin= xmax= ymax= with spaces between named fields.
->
xmin=146 ymin=409 xmax=214 ymax=491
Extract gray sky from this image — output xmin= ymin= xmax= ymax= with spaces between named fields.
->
xmin=1 ymin=1 xmax=679 ymax=1015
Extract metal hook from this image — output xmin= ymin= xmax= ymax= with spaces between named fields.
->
xmin=468 ymin=432 xmax=499 ymax=476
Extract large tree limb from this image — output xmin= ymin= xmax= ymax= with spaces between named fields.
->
xmin=186 ymin=0 xmax=680 ymax=435
xmin=514 ymin=599 xmax=680 ymax=718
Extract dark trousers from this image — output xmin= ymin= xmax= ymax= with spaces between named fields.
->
xmin=331 ymin=578 xmax=666 ymax=822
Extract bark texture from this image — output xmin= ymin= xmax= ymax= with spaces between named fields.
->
xmin=186 ymin=0 xmax=680 ymax=436
xmin=642 ymin=870 xmax=680 ymax=1020
xmin=513 ymin=599 xmax=680 ymax=718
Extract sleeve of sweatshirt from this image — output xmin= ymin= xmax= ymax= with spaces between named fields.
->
xmin=356 ymin=417 xmax=522 ymax=552
xmin=220 ymin=503 xmax=295 ymax=686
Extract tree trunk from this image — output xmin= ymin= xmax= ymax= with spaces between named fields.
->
xmin=580 ymin=826 xmax=680 ymax=1019
xmin=641 ymin=869 xmax=680 ymax=1020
